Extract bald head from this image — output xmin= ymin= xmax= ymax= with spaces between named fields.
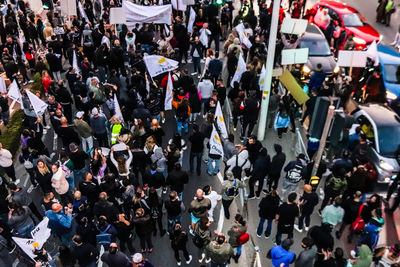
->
xmin=99 ymin=192 xmax=107 ymax=200
xmin=60 ymin=117 xmax=68 ymax=125
xmin=196 ymin=189 xmax=204 ymax=199
xmin=74 ymin=191 xmax=82 ymax=199
xmin=51 ymin=203 xmax=62 ymax=213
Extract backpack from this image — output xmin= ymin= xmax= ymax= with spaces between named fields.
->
xmin=192 ymin=233 xmax=205 ymax=248
xmin=96 ymin=224 xmax=112 ymax=247
xmin=231 ymin=155 xmax=247 ymax=179
xmin=150 ymin=207 xmax=160 ymax=219
xmin=23 ymin=158 xmax=34 ymax=169
xmin=176 ymin=103 xmax=189 ymax=122
xmin=351 ymin=204 xmax=366 ymax=233
xmin=224 ymin=180 xmax=239 ymax=199
xmin=236 ymin=227 xmax=249 ymax=245
xmin=286 ymin=163 xmax=303 ymax=183
xmin=58 ymin=160 xmax=71 ymax=178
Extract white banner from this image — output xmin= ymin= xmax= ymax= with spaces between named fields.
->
xmin=182 ymin=0 xmax=195 ymax=4
xmin=73 ymin=50 xmax=80 ymax=74
xmin=171 ymin=0 xmax=186 ymax=11
xmin=60 ymin=0 xmax=77 ymax=16
xmin=187 ymin=7 xmax=196 ymax=33
xmin=110 ymin=7 xmax=126 ymax=24
xmin=7 ymin=80 xmax=22 ymax=104
xmin=215 ymin=101 xmax=228 ymax=139
xmin=0 ymin=76 xmax=7 ymax=93
xmin=123 ymin=1 xmax=172 ymax=26
xmin=209 ymin=125 xmax=224 ymax=157
xmin=337 ymin=50 xmax=367 ymax=68
xmin=114 ymin=94 xmax=124 ymax=121
xmin=367 ymin=40 xmax=379 ymax=66
xmin=235 ymin=23 xmax=252 ymax=49
xmin=230 ymin=54 xmax=246 ymax=87
xmin=281 ymin=48 xmax=309 ymax=65
xmin=78 ymin=1 xmax=89 ymax=22
xmin=165 ymin=72 xmax=173 ymax=111
xmin=281 ymin=18 xmax=308 ymax=35
xmin=26 ymin=90 xmax=48 ymax=116
xmin=143 ymin=55 xmax=179 ymax=77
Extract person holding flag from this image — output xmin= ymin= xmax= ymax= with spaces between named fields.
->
xmin=207 ymin=125 xmax=224 ymax=176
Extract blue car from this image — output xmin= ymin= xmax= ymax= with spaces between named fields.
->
xmin=377 ymin=44 xmax=400 ymax=100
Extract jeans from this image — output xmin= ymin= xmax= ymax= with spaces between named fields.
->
xmin=167 ymin=215 xmax=182 ymax=233
xmin=190 ymin=152 xmax=202 ymax=175
xmin=298 ymin=214 xmax=311 ymax=230
xmin=257 ymin=218 xmax=273 ymax=237
xmin=192 ymin=56 xmax=201 ymax=74
xmin=17 ymin=222 xmax=35 ymax=238
xmin=0 ymin=110 xmax=9 ymax=125
xmin=98 ymin=66 xmax=106 ymax=83
xmin=73 ymin=167 xmax=87 ymax=184
xmin=222 ymin=199 xmax=233 ymax=219
xmin=275 ymin=230 xmax=293 ymax=245
xmin=207 ymin=158 xmax=220 ymax=175
xmin=201 ymin=98 xmax=210 ymax=115
xmin=236 ymin=245 xmax=242 ymax=256
xmin=66 ymin=174 xmax=75 ymax=191
xmin=280 ymin=179 xmax=299 ymax=202
xmin=81 ymin=136 xmax=94 ymax=153
xmin=189 ymin=112 xmax=198 ymax=122
xmin=176 ymin=119 xmax=189 ymax=135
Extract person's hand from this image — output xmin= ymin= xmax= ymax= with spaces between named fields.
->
xmin=119 ymin=214 xmax=125 ymax=221
xmin=35 ymin=117 xmax=42 ymax=124
xmin=126 ymin=145 xmax=130 ymax=150
xmin=322 ymin=248 xmax=332 ymax=260
xmin=6 ymin=194 xmax=11 ymax=200
xmin=110 ymin=147 xmax=114 ymax=153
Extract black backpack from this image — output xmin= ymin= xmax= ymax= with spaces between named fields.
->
xmin=176 ymin=103 xmax=189 ymax=122
xmin=231 ymin=155 xmax=247 ymax=179
xmin=286 ymin=163 xmax=304 ymax=183
xmin=192 ymin=233 xmax=205 ymax=248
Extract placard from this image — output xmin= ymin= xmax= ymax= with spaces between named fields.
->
xmin=182 ymin=0 xmax=195 ymax=4
xmin=281 ymin=48 xmax=309 ymax=65
xmin=54 ymin=28 xmax=65 ymax=35
xmin=110 ymin=7 xmax=126 ymax=25
xmin=279 ymin=70 xmax=310 ymax=105
xmin=60 ymin=0 xmax=77 ymax=16
xmin=281 ymin=18 xmax=308 ymax=35
xmin=338 ymin=50 xmax=367 ymax=68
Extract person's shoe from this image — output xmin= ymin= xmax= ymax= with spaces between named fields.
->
xmin=186 ymin=255 xmax=192 ymax=264
xmin=335 ymin=231 xmax=341 ymax=239
xmin=233 ymin=127 xmax=237 ymax=131
xmin=202 ymin=114 xmax=207 ymax=119
xmin=9 ymin=244 xmax=16 ymax=254
xmin=160 ymin=229 xmax=167 ymax=236
xmin=148 ymin=248 xmax=153 ymax=253
xmin=189 ymin=226 xmax=194 ymax=236
xmin=199 ymin=253 xmax=205 ymax=263
xmin=265 ymin=235 xmax=270 ymax=239
xmin=233 ymin=254 xmax=240 ymax=263
xmin=240 ymin=136 xmax=244 ymax=142
xmin=197 ymin=74 xmax=201 ymax=79
xmin=247 ymin=194 xmax=255 ymax=200
xmin=14 ymin=179 xmax=20 ymax=185
xmin=304 ymin=226 xmax=309 ymax=231
xmin=205 ymin=258 xmax=211 ymax=263
xmin=294 ymin=224 xmax=303 ymax=233
xmin=191 ymin=72 xmax=197 ymax=76
xmin=177 ymin=261 xmax=182 ymax=266
xmin=256 ymin=195 xmax=260 ymax=199
xmin=161 ymin=118 xmax=165 ymax=124
xmin=44 ymin=125 xmax=51 ymax=129
xmin=263 ymin=189 xmax=269 ymax=194
xmin=256 ymin=233 xmax=261 ymax=237
xmin=317 ymin=210 xmax=322 ymax=217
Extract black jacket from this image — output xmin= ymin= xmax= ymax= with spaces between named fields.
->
xmin=190 ymin=41 xmax=203 ymax=57
xmin=258 ymin=195 xmax=280 ymax=219
xmin=166 ymin=170 xmax=189 ymax=193
xmin=270 ymin=152 xmax=286 ymax=176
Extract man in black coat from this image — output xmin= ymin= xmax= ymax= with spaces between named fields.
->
xmin=239 ymin=92 xmax=260 ymax=140
xmin=166 ymin=163 xmax=189 ymax=198
xmin=248 ymin=148 xmax=270 ymax=199
xmin=109 ymin=39 xmax=125 ymax=74
xmin=267 ymin=144 xmax=286 ymax=191
xmin=46 ymin=48 xmax=62 ymax=81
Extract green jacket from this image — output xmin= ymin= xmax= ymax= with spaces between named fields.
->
xmin=228 ymin=224 xmax=246 ymax=247
xmin=73 ymin=118 xmax=92 ymax=138
xmin=206 ymin=241 xmax=234 ymax=264
xmin=353 ymin=245 xmax=372 ymax=267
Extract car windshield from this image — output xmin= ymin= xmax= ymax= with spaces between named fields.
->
xmin=342 ymin=13 xmax=363 ymax=27
xmin=300 ymin=39 xmax=331 ymax=56
xmin=378 ymin=125 xmax=400 ymax=157
xmin=383 ymin=64 xmax=400 ymax=84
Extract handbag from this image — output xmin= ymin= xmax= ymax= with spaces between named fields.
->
xmin=351 ymin=204 xmax=366 ymax=233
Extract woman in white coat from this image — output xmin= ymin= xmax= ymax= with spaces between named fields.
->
xmin=51 ymin=163 xmax=73 ymax=206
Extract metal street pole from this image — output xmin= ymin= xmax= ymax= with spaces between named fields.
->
xmin=257 ymin=0 xmax=281 ymax=141
xmin=311 ymin=105 xmax=335 ymax=177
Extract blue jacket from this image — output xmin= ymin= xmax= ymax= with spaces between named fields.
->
xmin=269 ymin=245 xmax=295 ymax=267
xmin=208 ymin=59 xmax=223 ymax=77
xmin=45 ymin=210 xmax=72 ymax=236
xmin=308 ymin=70 xmax=325 ymax=89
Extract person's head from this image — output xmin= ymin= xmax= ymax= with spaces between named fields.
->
xmin=303 ymin=184 xmax=312 ymax=193
xmin=169 ymin=191 xmax=178 ymax=201
xmin=135 ymin=208 xmax=144 ymax=217
xmin=334 ymin=247 xmax=344 ymax=260
xmin=174 ymin=162 xmax=182 ymax=171
xmin=333 ymin=196 xmax=342 ymax=207
xmin=216 ymin=234 xmax=225 ymax=245
xmin=234 ymin=214 xmax=246 ymax=226
xmin=51 ymin=163 xmax=59 ymax=173
xmin=196 ymin=188 xmax=204 ymax=199
xmin=44 ymin=192 xmax=54 ymax=200
xmin=51 ymin=203 xmax=63 ymax=213
xmin=108 ymin=243 xmax=118 ymax=254
xmin=301 ymin=237 xmax=314 ymax=249
xmin=225 ymin=170 xmax=234 ymax=181
xmin=281 ymin=238 xmax=294 ymax=251
xmin=72 ymin=235 xmax=83 ymax=246
xmin=99 ymin=192 xmax=107 ymax=201
xmin=85 ymin=172 xmax=93 ymax=181
xmin=37 ymin=159 xmax=46 ymax=169
xmin=288 ymin=192 xmax=297 ymax=203
xmin=7 ymin=183 xmax=17 ymax=192
xmin=248 ymin=135 xmax=257 ymax=144
xmin=74 ymin=191 xmax=82 ymax=200
xmin=132 ymin=253 xmax=144 ymax=266
xmin=173 ymin=223 xmax=182 ymax=235
xmin=199 ymin=217 xmax=211 ymax=229
xmin=203 ymin=185 xmax=211 ymax=195
xmin=354 ymin=191 xmax=362 ymax=200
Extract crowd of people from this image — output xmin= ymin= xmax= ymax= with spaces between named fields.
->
xmin=0 ymin=0 xmax=398 ymax=266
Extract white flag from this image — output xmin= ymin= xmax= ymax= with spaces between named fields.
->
xmin=164 ymin=24 xmax=170 ymax=36
xmin=78 ymin=1 xmax=89 ymax=22
xmin=367 ymin=40 xmax=379 ymax=66
xmin=235 ymin=23 xmax=252 ymax=49
xmin=209 ymin=125 xmax=224 ymax=157
xmin=0 ymin=77 xmax=7 ymax=93
xmin=187 ymin=7 xmax=196 ymax=33
xmin=25 ymin=90 xmax=48 ymax=116
xmin=114 ymin=94 xmax=124 ymax=121
xmin=73 ymin=50 xmax=80 ymax=74
xmin=165 ymin=72 xmax=173 ymax=110
xmin=215 ymin=101 xmax=228 ymax=139
xmin=7 ymin=80 xmax=22 ymax=104
xmin=230 ymin=54 xmax=246 ymax=87
xmin=123 ymin=1 xmax=172 ymax=27
xmin=143 ymin=54 xmax=179 ymax=77
xmin=259 ymin=64 xmax=266 ymax=91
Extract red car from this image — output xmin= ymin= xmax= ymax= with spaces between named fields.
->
xmin=307 ymin=0 xmax=380 ymax=49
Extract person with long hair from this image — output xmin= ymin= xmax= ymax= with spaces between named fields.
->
xmin=228 ymin=214 xmax=248 ymax=263
xmin=34 ymin=159 xmax=53 ymax=193
xmin=90 ymin=148 xmax=107 ymax=185
xmin=170 ymin=224 xmax=193 ymax=265
xmin=110 ymin=145 xmax=132 ymax=178
xmin=41 ymin=70 xmax=52 ymax=95
xmin=54 ymin=245 xmax=75 ymax=267
xmin=51 ymin=163 xmax=73 ymax=206
xmin=7 ymin=201 xmax=35 ymax=238
xmin=132 ymin=208 xmax=153 ymax=254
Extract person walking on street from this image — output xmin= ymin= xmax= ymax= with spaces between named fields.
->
xmin=280 ymin=154 xmax=307 ymax=201
xmin=90 ymin=107 xmax=108 ymax=147
xmin=194 ymin=217 xmax=212 ymax=263
xmin=0 ymin=143 xmax=17 ymax=182
xmin=73 ymin=111 xmax=93 ymax=153
xmin=275 ymin=192 xmax=300 ymax=245
xmin=189 ymin=124 xmax=205 ymax=176
xmin=220 ymin=171 xmax=245 ymax=219
xmin=227 ymin=214 xmax=248 ymax=263
xmin=267 ymin=238 xmax=296 ymax=267
xmin=205 ymin=234 xmax=234 ymax=267
xmin=248 ymin=147 xmax=270 ymax=199
xmin=321 ymin=196 xmax=344 ymax=230
xmin=188 ymin=189 xmax=211 ymax=235
xmin=294 ymin=184 xmax=319 ymax=233
xmin=257 ymin=189 xmax=280 ymax=239
xmin=169 ymin=224 xmax=193 ymax=266
xmin=267 ymin=144 xmax=286 ymax=192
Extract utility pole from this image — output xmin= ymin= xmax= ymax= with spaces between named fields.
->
xmin=257 ymin=0 xmax=281 ymax=141
xmin=311 ymin=105 xmax=335 ymax=177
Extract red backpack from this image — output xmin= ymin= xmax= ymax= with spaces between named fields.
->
xmin=351 ymin=204 xmax=366 ymax=233
xmin=236 ymin=227 xmax=249 ymax=245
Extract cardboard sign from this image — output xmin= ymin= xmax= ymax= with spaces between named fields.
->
xmin=279 ymin=70 xmax=310 ymax=105
xmin=281 ymin=48 xmax=309 ymax=65
xmin=281 ymin=18 xmax=308 ymax=35
xmin=110 ymin=7 xmax=127 ymax=24
xmin=338 ymin=50 xmax=367 ymax=68
xmin=182 ymin=0 xmax=195 ymax=4
xmin=54 ymin=28 xmax=65 ymax=35
xmin=60 ymin=0 xmax=77 ymax=16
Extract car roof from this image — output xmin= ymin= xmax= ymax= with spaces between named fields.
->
xmin=318 ymin=0 xmax=358 ymax=15
xmin=358 ymin=103 xmax=400 ymax=127
xmin=377 ymin=44 xmax=400 ymax=65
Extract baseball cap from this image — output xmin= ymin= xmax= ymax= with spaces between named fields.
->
xmin=132 ymin=253 xmax=143 ymax=263
xmin=92 ymin=107 xmax=99 ymax=115
xmin=75 ymin=111 xmax=84 ymax=118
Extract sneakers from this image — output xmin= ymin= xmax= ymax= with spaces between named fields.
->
xmin=189 ymin=226 xmax=194 ymax=236
xmin=177 ymin=261 xmax=181 ymax=266
xmin=247 ymin=194 xmax=256 ymax=200
xmin=186 ymin=255 xmax=192 ymax=264
xmin=161 ymin=118 xmax=165 ymax=124
xmin=317 ymin=210 xmax=322 ymax=217
xmin=265 ymin=235 xmax=270 ymax=239
xmin=256 ymin=233 xmax=261 ymax=238
xmin=233 ymin=127 xmax=237 ymax=131
xmin=350 ymin=250 xmax=357 ymax=258
xmin=191 ymin=72 xmax=197 ymax=76
xmin=294 ymin=224 xmax=303 ymax=233
xmin=14 ymin=179 xmax=20 ymax=185
xmin=256 ymin=195 xmax=260 ymax=199
xmin=199 ymin=253 xmax=205 ymax=263
xmin=304 ymin=226 xmax=309 ymax=231
xmin=197 ymin=75 xmax=201 ymax=79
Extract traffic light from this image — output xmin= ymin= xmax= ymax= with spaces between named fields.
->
xmin=309 ymin=97 xmax=340 ymax=139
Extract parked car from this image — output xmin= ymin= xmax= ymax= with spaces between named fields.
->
xmin=300 ymin=23 xmax=339 ymax=77
xmin=352 ymin=103 xmax=400 ymax=183
xmin=307 ymin=0 xmax=380 ymax=49
xmin=377 ymin=44 xmax=400 ymax=100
